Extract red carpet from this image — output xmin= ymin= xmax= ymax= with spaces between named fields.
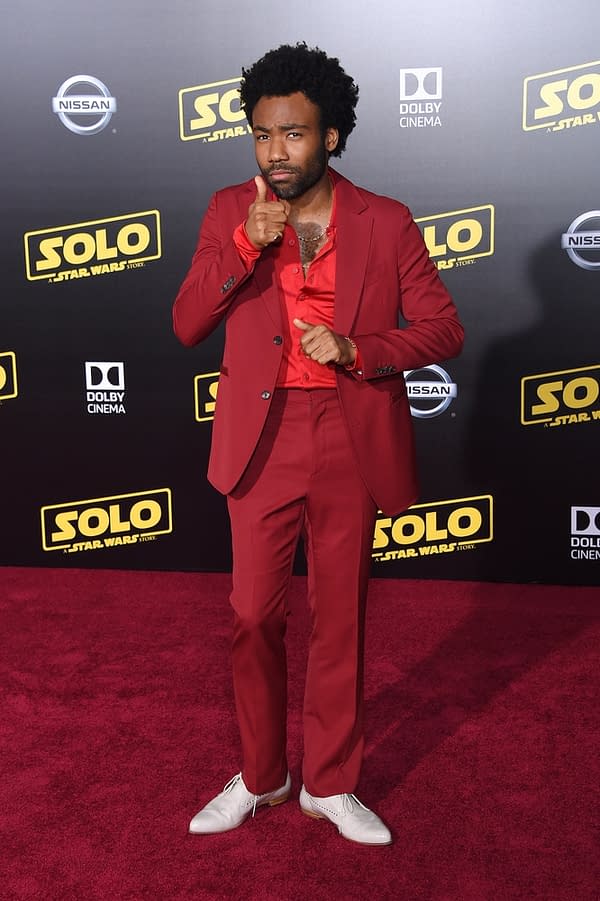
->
xmin=1 ymin=567 xmax=598 ymax=900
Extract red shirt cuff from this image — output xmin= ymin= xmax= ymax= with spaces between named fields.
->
xmin=233 ymin=222 xmax=261 ymax=271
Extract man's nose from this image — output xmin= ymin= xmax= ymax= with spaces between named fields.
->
xmin=269 ymin=137 xmax=288 ymax=161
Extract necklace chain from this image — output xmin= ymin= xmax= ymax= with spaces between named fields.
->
xmin=297 ymin=228 xmax=326 ymax=246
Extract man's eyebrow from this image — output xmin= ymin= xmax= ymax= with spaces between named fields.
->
xmin=252 ymin=122 xmax=310 ymax=132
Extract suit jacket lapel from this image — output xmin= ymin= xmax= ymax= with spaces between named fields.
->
xmin=332 ymin=171 xmax=373 ymax=336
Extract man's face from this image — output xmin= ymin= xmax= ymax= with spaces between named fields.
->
xmin=251 ymin=92 xmax=338 ymax=200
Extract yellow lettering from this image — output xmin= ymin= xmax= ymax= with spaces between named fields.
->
xmin=373 ymin=517 xmax=392 ymax=549
xmin=63 ymin=232 xmax=96 ymax=265
xmin=129 ymin=500 xmax=162 ymax=530
xmin=108 ymin=504 xmax=131 ymax=533
xmin=448 ymin=507 xmax=482 ymax=538
xmin=36 ymin=236 xmax=63 ymax=272
xmin=392 ymin=514 xmax=425 ymax=545
xmin=424 ymin=511 xmax=447 ymax=541
xmin=95 ymin=228 xmax=118 ymax=260
xmin=422 ymin=224 xmax=446 ymax=258
xmin=562 ymin=376 xmax=599 ymax=409
xmin=191 ymin=92 xmax=219 ymax=131
xmin=51 ymin=510 xmax=78 ymax=542
xmin=446 ymin=219 xmax=482 ymax=253
xmin=535 ymin=78 xmax=567 ymax=120
xmin=532 ymin=380 xmax=562 ymax=415
xmin=567 ymin=73 xmax=600 ymax=110
xmin=219 ymin=88 xmax=245 ymax=123
xmin=117 ymin=223 xmax=150 ymax=255
xmin=78 ymin=507 xmax=110 ymax=537
xmin=205 ymin=379 xmax=219 ymax=414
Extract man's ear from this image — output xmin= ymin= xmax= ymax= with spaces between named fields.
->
xmin=324 ymin=127 xmax=339 ymax=153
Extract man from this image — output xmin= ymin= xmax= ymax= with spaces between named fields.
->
xmin=173 ymin=43 xmax=463 ymax=846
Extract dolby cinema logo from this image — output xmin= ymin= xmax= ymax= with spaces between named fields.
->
xmin=52 ymin=76 xmax=117 ymax=135
xmin=399 ymin=67 xmax=442 ymax=128
xmin=85 ymin=362 xmax=126 ymax=414
xmin=570 ymin=505 xmax=600 ymax=561
xmin=561 ymin=211 xmax=600 ymax=271
xmin=404 ymin=365 xmax=457 ymax=418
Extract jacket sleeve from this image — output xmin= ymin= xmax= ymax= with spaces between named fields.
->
xmin=352 ymin=209 xmax=464 ymax=379
xmin=172 ymin=191 xmax=253 ymax=347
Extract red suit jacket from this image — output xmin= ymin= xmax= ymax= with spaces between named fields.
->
xmin=173 ymin=169 xmax=464 ymax=515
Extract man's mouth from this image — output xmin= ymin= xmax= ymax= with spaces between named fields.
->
xmin=268 ymin=168 xmax=296 ymax=180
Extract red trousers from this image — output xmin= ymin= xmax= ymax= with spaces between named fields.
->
xmin=227 ymin=388 xmax=377 ymax=796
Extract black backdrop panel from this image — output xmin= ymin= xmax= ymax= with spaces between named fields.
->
xmin=2 ymin=0 xmax=599 ymax=585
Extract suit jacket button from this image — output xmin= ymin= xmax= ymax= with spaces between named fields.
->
xmin=261 ymin=391 xmax=271 ymax=400
xmin=273 ymin=335 xmax=283 ymax=345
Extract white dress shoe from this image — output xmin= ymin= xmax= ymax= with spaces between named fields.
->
xmin=299 ymin=786 xmax=392 ymax=845
xmin=189 ymin=772 xmax=291 ymax=834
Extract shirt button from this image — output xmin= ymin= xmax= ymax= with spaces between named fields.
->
xmin=273 ymin=335 xmax=283 ymax=345
xmin=302 ymin=373 xmax=310 ymax=382
xmin=293 ymin=267 xmax=300 ymax=274
xmin=261 ymin=391 xmax=271 ymax=400
xmin=289 ymin=239 xmax=295 ymax=246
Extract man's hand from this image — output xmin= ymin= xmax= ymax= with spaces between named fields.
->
xmin=293 ymin=319 xmax=357 ymax=366
xmin=245 ymin=176 xmax=290 ymax=250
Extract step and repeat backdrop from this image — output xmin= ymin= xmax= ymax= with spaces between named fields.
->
xmin=2 ymin=1 xmax=599 ymax=585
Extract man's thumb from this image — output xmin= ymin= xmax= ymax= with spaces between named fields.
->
xmin=293 ymin=318 xmax=312 ymax=331
xmin=254 ymin=175 xmax=268 ymax=202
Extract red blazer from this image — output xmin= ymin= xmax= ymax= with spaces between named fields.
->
xmin=173 ymin=169 xmax=464 ymax=515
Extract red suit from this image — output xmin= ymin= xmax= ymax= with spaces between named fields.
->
xmin=174 ymin=169 xmax=463 ymax=796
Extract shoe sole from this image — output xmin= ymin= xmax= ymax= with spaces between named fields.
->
xmin=266 ymin=792 xmax=290 ymax=807
xmin=300 ymin=806 xmax=392 ymax=846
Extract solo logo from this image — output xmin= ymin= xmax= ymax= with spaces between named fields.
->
xmin=85 ymin=361 xmax=126 ymax=415
xmin=41 ymin=488 xmax=173 ymax=553
xmin=194 ymin=371 xmax=220 ymax=421
xmin=24 ymin=210 xmax=161 ymax=283
xmin=52 ymin=75 xmax=117 ymax=136
xmin=571 ymin=506 xmax=600 ymax=561
xmin=561 ymin=211 xmax=600 ymax=271
xmin=404 ymin=365 xmax=457 ymax=418
xmin=179 ymin=78 xmax=251 ymax=143
xmin=372 ymin=494 xmax=493 ymax=563
xmin=521 ymin=364 xmax=600 ymax=428
xmin=0 ymin=351 xmax=18 ymax=400
xmin=416 ymin=205 xmax=494 ymax=270
xmin=522 ymin=60 xmax=600 ymax=132
xmin=399 ymin=67 xmax=442 ymax=128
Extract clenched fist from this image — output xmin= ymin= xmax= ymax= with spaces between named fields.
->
xmin=245 ymin=175 xmax=290 ymax=249
xmin=293 ymin=319 xmax=357 ymax=366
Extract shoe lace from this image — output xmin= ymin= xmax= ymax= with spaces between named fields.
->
xmin=222 ymin=773 xmax=242 ymax=794
xmin=223 ymin=773 xmax=260 ymax=818
xmin=344 ymin=793 xmax=368 ymax=813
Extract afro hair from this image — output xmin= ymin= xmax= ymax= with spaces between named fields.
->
xmin=239 ymin=42 xmax=359 ymax=157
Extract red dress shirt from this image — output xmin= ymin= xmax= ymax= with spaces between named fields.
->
xmin=233 ymin=181 xmax=359 ymax=388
